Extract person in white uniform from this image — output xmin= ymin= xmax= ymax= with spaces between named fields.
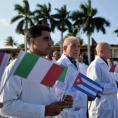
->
xmin=56 ymin=36 xmax=94 ymax=118
xmin=87 ymin=42 xmax=118 ymax=118
xmin=76 ymin=56 xmax=88 ymax=75
xmin=0 ymin=25 xmax=73 ymax=118
xmin=53 ymin=51 xmax=61 ymax=61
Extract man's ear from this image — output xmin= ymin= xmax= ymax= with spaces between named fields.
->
xmin=100 ymin=49 xmax=103 ymax=54
xmin=30 ymin=38 xmax=35 ymax=45
xmin=63 ymin=45 xmax=67 ymax=52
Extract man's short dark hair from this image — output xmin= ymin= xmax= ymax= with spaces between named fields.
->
xmin=26 ymin=25 xmax=51 ymax=45
xmin=12 ymin=53 xmax=17 ymax=58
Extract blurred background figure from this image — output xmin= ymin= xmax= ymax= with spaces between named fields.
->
xmin=53 ymin=51 xmax=60 ymax=61
xmin=9 ymin=53 xmax=17 ymax=63
xmin=76 ymin=55 xmax=88 ymax=75
xmin=107 ymin=58 xmax=114 ymax=66
xmin=46 ymin=50 xmax=56 ymax=62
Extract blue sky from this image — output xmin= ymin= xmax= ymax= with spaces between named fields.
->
xmin=0 ymin=0 xmax=118 ymax=48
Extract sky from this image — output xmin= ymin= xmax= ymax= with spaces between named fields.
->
xmin=0 ymin=0 xmax=118 ymax=48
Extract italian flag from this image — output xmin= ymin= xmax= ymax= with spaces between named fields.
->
xmin=58 ymin=65 xmax=68 ymax=83
xmin=110 ymin=64 xmax=118 ymax=73
xmin=13 ymin=50 xmax=65 ymax=87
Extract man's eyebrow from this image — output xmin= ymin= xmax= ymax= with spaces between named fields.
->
xmin=44 ymin=36 xmax=49 ymax=38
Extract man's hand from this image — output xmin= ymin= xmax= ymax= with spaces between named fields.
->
xmin=63 ymin=95 xmax=73 ymax=108
xmin=88 ymin=96 xmax=96 ymax=101
xmin=88 ymin=93 xmax=98 ymax=101
xmin=0 ymin=103 xmax=3 ymax=108
xmin=116 ymin=81 xmax=118 ymax=87
xmin=45 ymin=101 xmax=65 ymax=116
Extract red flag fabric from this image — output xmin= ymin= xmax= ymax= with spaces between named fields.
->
xmin=73 ymin=73 xmax=83 ymax=86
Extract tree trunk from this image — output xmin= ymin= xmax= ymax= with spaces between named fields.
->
xmin=60 ymin=31 xmax=63 ymax=55
xmin=24 ymin=19 xmax=28 ymax=52
xmin=88 ymin=34 xmax=91 ymax=64
xmin=24 ymin=30 xmax=27 ymax=52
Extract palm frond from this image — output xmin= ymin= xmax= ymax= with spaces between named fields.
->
xmin=14 ymin=4 xmax=25 ymax=14
xmin=11 ymin=15 xmax=24 ymax=23
xmin=23 ymin=0 xmax=29 ymax=13
xmin=15 ymin=20 xmax=25 ymax=34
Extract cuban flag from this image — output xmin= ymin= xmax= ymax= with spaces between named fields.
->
xmin=0 ymin=52 xmax=10 ymax=82
xmin=73 ymin=73 xmax=103 ymax=98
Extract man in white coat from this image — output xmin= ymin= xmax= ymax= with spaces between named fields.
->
xmin=87 ymin=42 xmax=118 ymax=118
xmin=76 ymin=56 xmax=88 ymax=75
xmin=56 ymin=37 xmax=89 ymax=118
xmin=0 ymin=25 xmax=73 ymax=118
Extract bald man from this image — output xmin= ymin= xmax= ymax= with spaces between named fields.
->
xmin=87 ymin=42 xmax=118 ymax=118
xmin=53 ymin=51 xmax=60 ymax=61
xmin=56 ymin=37 xmax=88 ymax=118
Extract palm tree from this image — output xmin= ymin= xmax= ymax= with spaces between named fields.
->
xmin=10 ymin=0 xmax=34 ymax=51
xmin=17 ymin=43 xmax=25 ymax=48
xmin=34 ymin=2 xmax=56 ymax=32
xmin=52 ymin=5 xmax=72 ymax=54
xmin=5 ymin=36 xmax=18 ymax=47
xmin=114 ymin=28 xmax=118 ymax=36
xmin=71 ymin=0 xmax=110 ymax=64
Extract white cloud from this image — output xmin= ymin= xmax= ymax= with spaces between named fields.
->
xmin=0 ymin=18 xmax=10 ymax=26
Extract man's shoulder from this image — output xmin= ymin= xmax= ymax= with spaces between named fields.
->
xmin=89 ymin=59 xmax=100 ymax=68
xmin=7 ymin=59 xmax=17 ymax=70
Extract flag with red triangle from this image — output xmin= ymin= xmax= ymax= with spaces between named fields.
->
xmin=73 ymin=73 xmax=83 ymax=86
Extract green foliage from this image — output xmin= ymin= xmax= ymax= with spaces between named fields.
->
xmin=71 ymin=0 xmax=110 ymax=35
xmin=52 ymin=5 xmax=72 ymax=33
xmin=114 ymin=28 xmax=118 ymax=36
xmin=11 ymin=0 xmax=34 ymax=34
xmin=17 ymin=43 xmax=25 ymax=48
xmin=5 ymin=36 xmax=18 ymax=47
xmin=34 ymin=2 xmax=56 ymax=32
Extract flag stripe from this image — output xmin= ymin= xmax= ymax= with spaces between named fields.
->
xmin=80 ymin=73 xmax=102 ymax=89
xmin=41 ymin=63 xmax=64 ymax=87
xmin=58 ymin=65 xmax=68 ymax=82
xmin=0 ymin=54 xmax=4 ymax=66
xmin=82 ymin=82 xmax=98 ymax=93
xmin=27 ymin=57 xmax=53 ymax=83
xmin=82 ymin=78 xmax=102 ymax=92
xmin=74 ymin=85 xmax=96 ymax=98
xmin=77 ymin=84 xmax=97 ymax=95
xmin=14 ymin=53 xmax=39 ymax=78
xmin=97 ymin=93 xmax=102 ymax=98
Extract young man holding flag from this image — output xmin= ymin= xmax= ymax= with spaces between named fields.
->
xmin=0 ymin=25 xmax=73 ymax=118
xmin=87 ymin=42 xmax=118 ymax=118
xmin=56 ymin=37 xmax=91 ymax=118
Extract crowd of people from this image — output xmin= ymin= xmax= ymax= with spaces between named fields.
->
xmin=0 ymin=24 xmax=118 ymax=118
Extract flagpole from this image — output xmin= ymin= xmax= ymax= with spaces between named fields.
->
xmin=65 ymin=71 xmax=79 ymax=95
xmin=60 ymin=69 xmax=71 ymax=100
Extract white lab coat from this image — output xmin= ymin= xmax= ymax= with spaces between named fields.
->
xmin=87 ymin=56 xmax=117 ymax=118
xmin=56 ymin=54 xmax=87 ymax=118
xmin=0 ymin=59 xmax=60 ymax=118
xmin=78 ymin=62 xmax=88 ymax=75
xmin=114 ymin=72 xmax=118 ymax=118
